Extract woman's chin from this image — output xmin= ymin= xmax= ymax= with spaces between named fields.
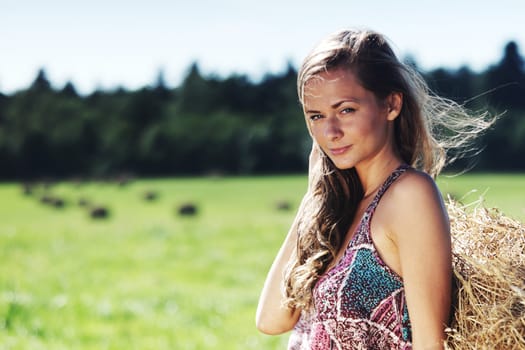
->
xmin=332 ymin=162 xmax=354 ymax=170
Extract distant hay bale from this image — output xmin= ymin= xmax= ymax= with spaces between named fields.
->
xmin=40 ymin=194 xmax=54 ymax=205
xmin=178 ymin=203 xmax=198 ymax=216
xmin=22 ymin=183 xmax=34 ymax=196
xmin=143 ymin=191 xmax=158 ymax=201
xmin=276 ymin=200 xmax=292 ymax=211
xmin=51 ymin=197 xmax=65 ymax=208
xmin=90 ymin=206 xmax=109 ymax=219
xmin=39 ymin=194 xmax=65 ymax=208
xmin=445 ymin=200 xmax=525 ymax=350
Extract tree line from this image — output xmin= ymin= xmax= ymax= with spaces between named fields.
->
xmin=0 ymin=42 xmax=524 ymax=180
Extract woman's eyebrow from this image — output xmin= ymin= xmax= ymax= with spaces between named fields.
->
xmin=331 ymin=98 xmax=361 ymax=108
xmin=304 ymin=98 xmax=362 ymax=114
xmin=304 ymin=108 xmax=321 ymax=114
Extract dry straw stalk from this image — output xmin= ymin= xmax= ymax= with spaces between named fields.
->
xmin=445 ymin=200 xmax=525 ymax=349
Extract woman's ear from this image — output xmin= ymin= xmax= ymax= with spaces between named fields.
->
xmin=386 ymin=92 xmax=403 ymax=121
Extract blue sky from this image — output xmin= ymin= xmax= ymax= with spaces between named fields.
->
xmin=1 ymin=0 xmax=523 ymax=94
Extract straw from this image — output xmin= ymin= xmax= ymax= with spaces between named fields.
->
xmin=445 ymin=199 xmax=525 ymax=349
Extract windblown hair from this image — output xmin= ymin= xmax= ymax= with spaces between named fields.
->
xmin=283 ymin=29 xmax=495 ymax=310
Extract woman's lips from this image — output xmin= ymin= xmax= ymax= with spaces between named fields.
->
xmin=329 ymin=145 xmax=351 ymax=156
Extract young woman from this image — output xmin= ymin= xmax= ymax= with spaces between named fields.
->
xmin=256 ymin=29 xmax=490 ymax=349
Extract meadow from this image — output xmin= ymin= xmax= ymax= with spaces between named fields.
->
xmin=0 ymin=173 xmax=523 ymax=349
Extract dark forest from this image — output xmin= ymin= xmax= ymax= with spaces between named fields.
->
xmin=0 ymin=41 xmax=524 ymax=179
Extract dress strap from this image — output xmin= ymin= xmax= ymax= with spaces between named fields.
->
xmin=334 ymin=164 xmax=411 ymax=262
xmin=366 ymin=164 xmax=411 ymax=216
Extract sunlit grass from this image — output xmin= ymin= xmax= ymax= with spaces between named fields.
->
xmin=0 ymin=173 xmax=523 ymax=349
xmin=0 ymin=176 xmax=301 ymax=349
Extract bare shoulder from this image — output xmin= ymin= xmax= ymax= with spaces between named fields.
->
xmin=385 ymin=168 xmax=443 ymax=207
xmin=380 ymin=168 xmax=449 ymax=237
xmin=382 ymin=170 xmax=452 ymax=347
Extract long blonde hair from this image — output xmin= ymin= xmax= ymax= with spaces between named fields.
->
xmin=284 ymin=29 xmax=495 ymax=310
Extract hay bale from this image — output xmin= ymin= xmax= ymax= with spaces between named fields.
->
xmin=39 ymin=194 xmax=65 ymax=208
xmin=51 ymin=197 xmax=65 ymax=208
xmin=143 ymin=191 xmax=158 ymax=201
xmin=178 ymin=203 xmax=198 ymax=216
xmin=445 ymin=200 xmax=525 ymax=349
xmin=40 ymin=194 xmax=54 ymax=205
xmin=90 ymin=206 xmax=109 ymax=219
xmin=276 ymin=200 xmax=292 ymax=211
xmin=22 ymin=183 xmax=34 ymax=196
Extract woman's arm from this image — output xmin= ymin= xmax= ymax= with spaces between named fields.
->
xmin=388 ymin=172 xmax=452 ymax=349
xmin=255 ymin=203 xmax=302 ymax=334
xmin=255 ymin=143 xmax=321 ymax=335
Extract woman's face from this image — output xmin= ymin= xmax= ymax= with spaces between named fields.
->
xmin=303 ymin=68 xmax=401 ymax=170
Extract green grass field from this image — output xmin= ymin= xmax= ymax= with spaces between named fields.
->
xmin=0 ymin=174 xmax=523 ymax=349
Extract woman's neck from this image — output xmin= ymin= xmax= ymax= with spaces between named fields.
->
xmin=357 ymin=158 xmax=403 ymax=198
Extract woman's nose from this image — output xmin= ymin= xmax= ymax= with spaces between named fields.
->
xmin=325 ymin=117 xmax=343 ymax=141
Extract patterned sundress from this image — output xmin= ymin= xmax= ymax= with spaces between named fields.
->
xmin=288 ymin=164 xmax=412 ymax=350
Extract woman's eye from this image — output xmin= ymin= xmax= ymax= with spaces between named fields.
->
xmin=341 ymin=107 xmax=356 ymax=114
xmin=309 ymin=114 xmax=323 ymax=121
